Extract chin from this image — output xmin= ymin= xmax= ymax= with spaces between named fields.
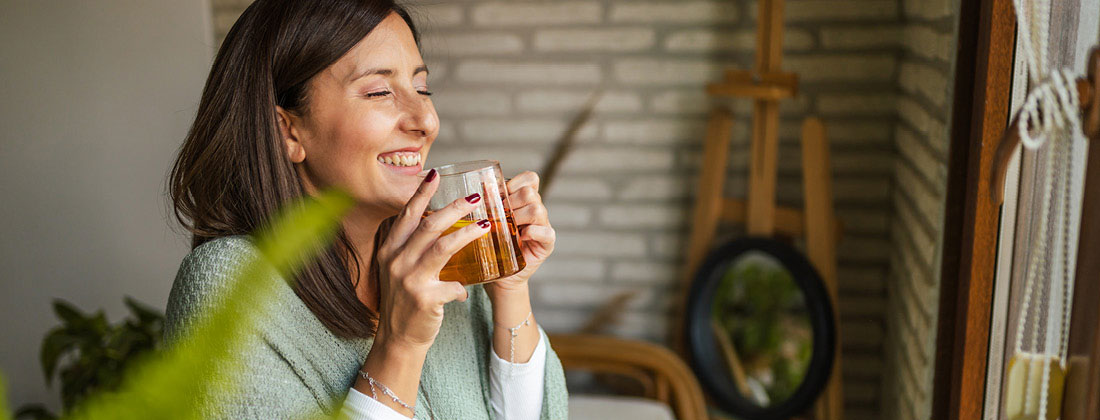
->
xmin=380 ymin=184 xmax=419 ymax=215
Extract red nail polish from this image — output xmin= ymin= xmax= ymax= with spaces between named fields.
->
xmin=477 ymin=219 xmax=491 ymax=228
xmin=465 ymin=193 xmax=481 ymax=204
xmin=423 ymin=168 xmax=437 ymax=183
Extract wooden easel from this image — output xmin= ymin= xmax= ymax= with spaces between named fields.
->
xmin=671 ymin=0 xmax=844 ymax=419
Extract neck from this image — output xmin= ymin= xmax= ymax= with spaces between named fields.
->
xmin=342 ymin=206 xmax=384 ymax=311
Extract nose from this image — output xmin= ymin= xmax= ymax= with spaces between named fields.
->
xmin=397 ymin=90 xmax=438 ymax=139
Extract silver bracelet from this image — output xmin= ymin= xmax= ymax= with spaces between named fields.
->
xmin=506 ymin=311 xmax=533 ymax=379
xmin=358 ymin=370 xmax=415 ymax=413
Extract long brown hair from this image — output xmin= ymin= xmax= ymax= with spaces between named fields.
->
xmin=169 ymin=0 xmax=420 ymax=338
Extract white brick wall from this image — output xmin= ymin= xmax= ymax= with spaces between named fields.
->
xmin=664 ymin=28 xmax=815 ymax=52
xmin=422 ymin=33 xmax=523 ymax=56
xmin=471 ymin=2 xmax=603 ymax=26
xmin=609 ymin=2 xmax=740 ymax=23
xmin=554 ymin=231 xmax=649 ymax=258
xmin=407 ymin=4 xmax=463 ymax=27
xmin=820 ymin=26 xmax=903 ymax=49
xmin=817 ymin=93 xmax=898 ymax=116
xmin=613 ymin=58 xmax=726 ymax=85
xmin=542 ymin=177 xmax=615 ymax=200
xmin=516 ymin=90 xmax=643 ymax=114
xmin=455 ymin=61 xmax=602 ymax=85
xmin=785 ymin=54 xmax=898 ymax=82
xmin=899 ymin=61 xmax=951 ymax=107
xmin=882 ymin=0 xmax=958 ymax=418
xmin=778 ymin=0 xmax=898 ymax=22
xmin=205 ymin=1 xmax=959 ymax=417
xmin=534 ymin=28 xmax=657 ymax=52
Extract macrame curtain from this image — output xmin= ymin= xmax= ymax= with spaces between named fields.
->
xmin=1001 ymin=0 xmax=1091 ymax=419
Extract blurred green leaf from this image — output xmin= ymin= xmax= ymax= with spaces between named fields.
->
xmin=15 ymin=404 xmax=57 ymax=420
xmin=40 ymin=329 xmax=79 ymax=386
xmin=51 ymin=301 xmax=84 ymax=326
xmin=61 ymin=190 xmax=353 ymax=420
xmin=1 ymin=374 xmax=12 ymax=420
xmin=86 ymin=313 xmax=109 ymax=338
xmin=122 ymin=298 xmax=163 ymax=326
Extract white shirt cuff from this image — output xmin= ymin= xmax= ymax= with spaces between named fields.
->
xmin=342 ymin=330 xmax=548 ymax=420
xmin=489 ymin=327 xmax=547 ymax=420
xmin=340 ymin=387 xmax=414 ymax=420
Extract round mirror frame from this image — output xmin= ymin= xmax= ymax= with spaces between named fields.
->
xmin=684 ymin=236 xmax=837 ymax=420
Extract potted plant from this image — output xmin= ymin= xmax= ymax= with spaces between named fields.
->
xmin=15 ymin=298 xmax=164 ymax=420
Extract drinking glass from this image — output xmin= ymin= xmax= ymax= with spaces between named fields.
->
xmin=427 ymin=160 xmax=526 ymax=285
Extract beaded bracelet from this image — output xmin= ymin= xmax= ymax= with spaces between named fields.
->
xmin=506 ymin=311 xmax=533 ymax=379
xmin=358 ymin=370 xmax=415 ymax=413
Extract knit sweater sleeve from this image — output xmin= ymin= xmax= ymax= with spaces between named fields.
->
xmin=165 ymin=236 xmax=322 ymax=420
xmin=534 ymin=322 xmax=570 ymax=420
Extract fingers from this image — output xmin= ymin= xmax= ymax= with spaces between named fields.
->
xmin=520 ymin=224 xmax=556 ymax=245
xmin=420 ymin=217 xmax=492 ymax=270
xmin=507 ymin=185 xmax=541 ymax=208
xmin=437 ymin=281 xmax=469 ymax=303
xmin=511 ymin=199 xmax=549 ymax=226
xmin=384 ymin=169 xmax=439 ymax=254
xmin=401 ymin=192 xmax=483 ymax=259
xmin=506 ymin=171 xmax=540 ymax=195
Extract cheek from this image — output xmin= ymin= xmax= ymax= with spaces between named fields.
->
xmin=332 ymin=109 xmax=393 ymax=157
xmin=302 ymin=106 xmax=398 ymax=191
xmin=318 ymin=107 xmax=393 ymax=170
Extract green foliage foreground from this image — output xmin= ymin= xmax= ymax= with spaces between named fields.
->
xmin=16 ymin=297 xmax=165 ymax=420
xmin=1 ymin=190 xmax=355 ymax=420
xmin=2 ymin=376 xmax=11 ymax=420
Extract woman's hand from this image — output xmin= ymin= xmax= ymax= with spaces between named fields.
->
xmin=373 ymin=170 xmax=490 ymax=351
xmin=483 ymin=171 xmax=556 ymax=300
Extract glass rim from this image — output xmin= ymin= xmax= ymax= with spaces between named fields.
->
xmin=432 ymin=159 xmax=500 ymax=176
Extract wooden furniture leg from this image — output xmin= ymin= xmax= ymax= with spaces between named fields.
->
xmin=552 ymin=334 xmax=709 ymax=420
xmin=745 ymin=0 xmax=785 ymax=236
xmin=747 ymin=101 xmax=781 ymax=235
xmin=673 ymin=107 xmax=734 ymax=353
xmin=802 ymin=117 xmax=844 ymax=420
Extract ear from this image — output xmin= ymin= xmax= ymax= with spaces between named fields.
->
xmin=275 ymin=106 xmax=306 ymax=164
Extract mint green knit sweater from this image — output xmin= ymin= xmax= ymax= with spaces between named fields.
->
xmin=165 ymin=235 xmax=569 ymax=419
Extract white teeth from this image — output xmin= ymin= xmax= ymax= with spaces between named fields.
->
xmin=378 ymin=152 xmax=421 ymax=167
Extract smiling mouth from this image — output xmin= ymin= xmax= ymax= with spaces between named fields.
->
xmin=376 ymin=151 xmax=422 ymax=167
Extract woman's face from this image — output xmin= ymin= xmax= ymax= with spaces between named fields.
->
xmin=280 ymin=12 xmax=437 ymax=217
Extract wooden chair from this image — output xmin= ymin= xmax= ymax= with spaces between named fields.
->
xmin=549 ymin=334 xmax=708 ymax=420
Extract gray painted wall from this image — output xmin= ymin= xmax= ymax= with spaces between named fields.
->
xmin=0 ymin=0 xmax=213 ymax=410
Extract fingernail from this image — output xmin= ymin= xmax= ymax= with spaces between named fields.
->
xmin=423 ymin=168 xmax=437 ymax=183
xmin=465 ymin=193 xmax=481 ymax=204
xmin=477 ymin=219 xmax=491 ymax=228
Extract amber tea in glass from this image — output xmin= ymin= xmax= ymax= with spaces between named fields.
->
xmin=427 ymin=160 xmax=525 ymax=285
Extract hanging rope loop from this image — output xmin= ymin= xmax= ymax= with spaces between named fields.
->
xmin=1019 ymin=68 xmax=1083 ymax=150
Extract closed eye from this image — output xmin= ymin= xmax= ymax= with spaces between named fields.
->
xmin=365 ymin=90 xmax=433 ymax=98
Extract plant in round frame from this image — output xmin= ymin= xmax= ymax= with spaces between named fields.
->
xmin=711 ymin=253 xmax=813 ymax=405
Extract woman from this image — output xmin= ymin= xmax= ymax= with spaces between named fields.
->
xmin=164 ymin=0 xmax=568 ymax=419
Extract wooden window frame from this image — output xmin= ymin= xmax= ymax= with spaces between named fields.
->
xmin=933 ymin=0 xmax=1100 ymax=419
xmin=931 ymin=0 xmax=1015 ymax=418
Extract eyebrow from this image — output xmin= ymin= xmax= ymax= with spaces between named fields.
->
xmin=348 ymin=64 xmax=429 ymax=83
